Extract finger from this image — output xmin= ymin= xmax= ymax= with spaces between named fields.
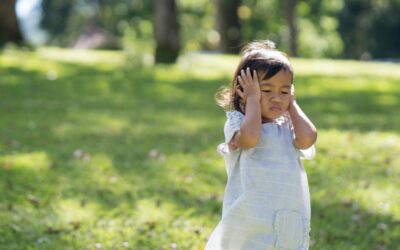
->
xmin=242 ymin=67 xmax=252 ymax=85
xmin=246 ymin=67 xmax=252 ymax=81
xmin=252 ymin=70 xmax=259 ymax=84
xmin=237 ymin=75 xmax=245 ymax=89
xmin=236 ymin=88 xmax=244 ymax=99
xmin=240 ymin=69 xmax=248 ymax=84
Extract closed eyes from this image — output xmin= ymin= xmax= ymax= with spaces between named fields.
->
xmin=262 ymin=90 xmax=289 ymax=94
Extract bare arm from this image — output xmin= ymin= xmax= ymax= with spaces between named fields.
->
xmin=289 ymin=97 xmax=317 ymax=149
xmin=229 ymin=68 xmax=262 ymax=150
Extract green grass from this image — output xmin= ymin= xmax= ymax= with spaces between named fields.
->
xmin=1 ymin=48 xmax=399 ymax=250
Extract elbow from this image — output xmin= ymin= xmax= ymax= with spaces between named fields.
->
xmin=296 ymin=131 xmax=317 ymax=149
xmin=239 ymin=130 xmax=260 ymax=149
xmin=241 ymin=138 xmax=259 ymax=149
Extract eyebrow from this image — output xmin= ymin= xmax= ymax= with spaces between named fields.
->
xmin=260 ymin=82 xmax=291 ymax=88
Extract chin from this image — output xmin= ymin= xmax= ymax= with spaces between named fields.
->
xmin=261 ymin=116 xmax=275 ymax=122
xmin=262 ymin=113 xmax=286 ymax=123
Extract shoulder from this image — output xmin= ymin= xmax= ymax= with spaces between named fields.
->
xmin=226 ymin=110 xmax=244 ymax=122
xmin=224 ymin=110 xmax=244 ymax=132
xmin=221 ymin=110 xmax=245 ymax=153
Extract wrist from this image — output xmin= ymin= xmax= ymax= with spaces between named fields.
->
xmin=289 ymin=100 xmax=298 ymax=113
xmin=245 ymin=96 xmax=261 ymax=118
xmin=247 ymin=95 xmax=260 ymax=103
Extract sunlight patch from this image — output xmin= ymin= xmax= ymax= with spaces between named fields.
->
xmin=88 ymin=154 xmax=114 ymax=170
xmin=53 ymin=113 xmax=130 ymax=137
xmin=344 ymin=183 xmax=400 ymax=220
xmin=0 ymin=151 xmax=51 ymax=170
xmin=376 ymin=94 xmax=398 ymax=107
xmin=38 ymin=47 xmax=125 ymax=66
xmin=178 ymin=52 xmax=237 ymax=79
xmin=136 ymin=199 xmax=176 ymax=223
xmin=293 ymin=58 xmax=400 ymax=77
xmin=55 ymin=199 xmax=99 ymax=224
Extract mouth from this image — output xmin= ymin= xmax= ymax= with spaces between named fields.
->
xmin=270 ymin=106 xmax=282 ymax=111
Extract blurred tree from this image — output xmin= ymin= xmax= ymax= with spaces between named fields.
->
xmin=0 ymin=0 xmax=23 ymax=46
xmin=339 ymin=0 xmax=400 ymax=59
xmin=154 ymin=0 xmax=180 ymax=63
xmin=338 ymin=0 xmax=374 ymax=59
xmin=40 ymin=0 xmax=73 ymax=41
xmin=284 ymin=0 xmax=298 ymax=56
xmin=216 ymin=0 xmax=241 ymax=53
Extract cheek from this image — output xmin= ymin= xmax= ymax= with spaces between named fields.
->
xmin=260 ymin=96 xmax=269 ymax=105
xmin=282 ymin=96 xmax=291 ymax=108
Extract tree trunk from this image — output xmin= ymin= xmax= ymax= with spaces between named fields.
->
xmin=215 ymin=0 xmax=241 ymax=54
xmin=154 ymin=0 xmax=180 ymax=64
xmin=0 ymin=0 xmax=23 ymax=46
xmin=284 ymin=0 xmax=298 ymax=56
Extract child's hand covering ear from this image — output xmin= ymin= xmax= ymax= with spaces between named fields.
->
xmin=290 ymin=84 xmax=296 ymax=103
xmin=291 ymin=84 xmax=295 ymax=97
xmin=288 ymin=84 xmax=296 ymax=111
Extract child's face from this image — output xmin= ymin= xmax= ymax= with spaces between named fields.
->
xmin=258 ymin=69 xmax=292 ymax=122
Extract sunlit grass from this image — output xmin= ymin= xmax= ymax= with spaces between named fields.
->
xmin=0 ymin=48 xmax=399 ymax=249
xmin=1 ymin=151 xmax=51 ymax=171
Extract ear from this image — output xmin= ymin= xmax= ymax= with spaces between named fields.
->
xmin=240 ymin=102 xmax=245 ymax=113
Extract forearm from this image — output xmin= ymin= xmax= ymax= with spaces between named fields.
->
xmin=289 ymin=101 xmax=317 ymax=149
xmin=238 ymin=97 xmax=261 ymax=147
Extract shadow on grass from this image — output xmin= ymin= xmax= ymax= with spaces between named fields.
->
xmin=310 ymin=201 xmax=400 ymax=249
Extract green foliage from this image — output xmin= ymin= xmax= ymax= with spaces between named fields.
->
xmin=40 ymin=0 xmax=73 ymax=39
xmin=296 ymin=0 xmax=344 ymax=58
xmin=0 ymin=49 xmax=400 ymax=249
xmin=178 ymin=0 xmax=216 ymax=52
xmin=40 ymin=0 xmax=154 ymax=47
xmin=240 ymin=0 xmax=284 ymax=42
xmin=339 ymin=0 xmax=400 ymax=59
xmin=297 ymin=17 xmax=344 ymax=58
xmin=121 ymin=20 xmax=154 ymax=67
xmin=37 ymin=0 xmax=400 ymax=59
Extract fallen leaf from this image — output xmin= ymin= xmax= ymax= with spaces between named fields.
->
xmin=2 ymin=160 xmax=12 ymax=170
xmin=28 ymin=194 xmax=40 ymax=206
xmin=47 ymin=226 xmax=61 ymax=234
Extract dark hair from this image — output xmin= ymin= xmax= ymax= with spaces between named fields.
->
xmin=216 ymin=40 xmax=293 ymax=113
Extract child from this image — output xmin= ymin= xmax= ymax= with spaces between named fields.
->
xmin=205 ymin=40 xmax=317 ymax=250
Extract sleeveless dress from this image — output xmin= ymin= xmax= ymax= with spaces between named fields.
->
xmin=205 ymin=110 xmax=315 ymax=250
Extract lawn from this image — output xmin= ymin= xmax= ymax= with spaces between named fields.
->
xmin=0 ymin=48 xmax=399 ymax=250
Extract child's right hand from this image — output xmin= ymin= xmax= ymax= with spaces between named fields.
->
xmin=236 ymin=67 xmax=261 ymax=102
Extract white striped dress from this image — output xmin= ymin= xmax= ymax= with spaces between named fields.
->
xmin=206 ymin=110 xmax=315 ymax=250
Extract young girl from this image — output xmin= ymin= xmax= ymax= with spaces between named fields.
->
xmin=206 ymin=40 xmax=317 ymax=250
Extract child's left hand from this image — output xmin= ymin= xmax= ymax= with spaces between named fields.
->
xmin=290 ymin=84 xmax=296 ymax=107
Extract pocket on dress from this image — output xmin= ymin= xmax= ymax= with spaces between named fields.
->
xmin=273 ymin=210 xmax=306 ymax=249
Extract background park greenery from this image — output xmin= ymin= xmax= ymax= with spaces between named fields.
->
xmin=1 ymin=48 xmax=400 ymax=250
xmin=2 ymin=0 xmax=400 ymax=60
xmin=1 ymin=0 xmax=400 ymax=249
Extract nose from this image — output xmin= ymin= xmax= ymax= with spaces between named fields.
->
xmin=270 ymin=93 xmax=282 ymax=103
